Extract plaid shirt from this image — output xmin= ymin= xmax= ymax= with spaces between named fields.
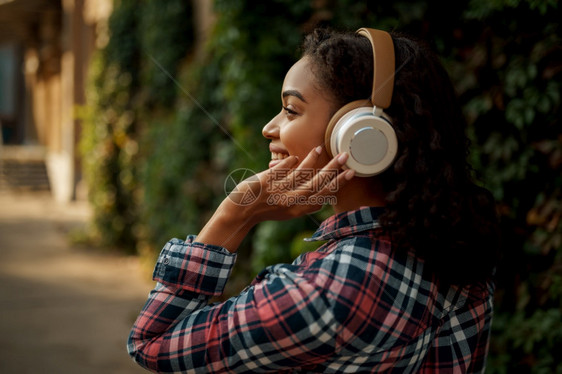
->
xmin=128 ymin=207 xmax=494 ymax=373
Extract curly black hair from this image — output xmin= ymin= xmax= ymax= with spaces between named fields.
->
xmin=303 ymin=28 xmax=500 ymax=285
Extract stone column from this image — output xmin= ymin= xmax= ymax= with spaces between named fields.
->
xmin=47 ymin=0 xmax=83 ymax=202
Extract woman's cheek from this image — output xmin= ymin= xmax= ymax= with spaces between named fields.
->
xmin=282 ymin=119 xmax=326 ymax=159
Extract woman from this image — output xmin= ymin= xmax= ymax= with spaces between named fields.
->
xmin=128 ymin=27 xmax=500 ymax=373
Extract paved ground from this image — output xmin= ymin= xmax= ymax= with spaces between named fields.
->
xmin=0 ymin=191 xmax=153 ymax=374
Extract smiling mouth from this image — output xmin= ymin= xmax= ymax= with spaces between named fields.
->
xmin=271 ymin=152 xmax=289 ymax=161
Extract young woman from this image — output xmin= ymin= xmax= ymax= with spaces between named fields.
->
xmin=128 ymin=27 xmax=500 ymax=373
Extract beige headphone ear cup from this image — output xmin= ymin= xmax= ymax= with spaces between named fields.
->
xmin=325 ymin=100 xmax=370 ymax=157
xmin=326 ymin=102 xmax=398 ymax=177
xmin=345 ymin=113 xmax=397 ymax=176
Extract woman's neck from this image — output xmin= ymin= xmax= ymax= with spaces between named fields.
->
xmin=333 ymin=176 xmax=386 ymax=214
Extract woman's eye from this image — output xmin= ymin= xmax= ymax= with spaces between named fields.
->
xmin=282 ymin=106 xmax=298 ymax=116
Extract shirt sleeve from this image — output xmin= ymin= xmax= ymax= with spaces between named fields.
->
xmin=127 ymin=236 xmax=346 ymax=373
xmin=127 ymin=236 xmax=237 ymax=371
xmin=152 ymin=236 xmax=235 ymax=295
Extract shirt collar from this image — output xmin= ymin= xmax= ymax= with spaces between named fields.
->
xmin=305 ymin=206 xmax=385 ymax=242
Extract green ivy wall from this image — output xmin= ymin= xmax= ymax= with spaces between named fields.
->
xmin=80 ymin=0 xmax=561 ymax=371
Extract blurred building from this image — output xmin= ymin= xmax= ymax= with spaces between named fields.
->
xmin=0 ymin=0 xmax=111 ymax=201
xmin=0 ymin=0 xmax=213 ymax=202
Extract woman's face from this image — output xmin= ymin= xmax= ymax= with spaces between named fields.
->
xmin=262 ymin=57 xmax=334 ymax=168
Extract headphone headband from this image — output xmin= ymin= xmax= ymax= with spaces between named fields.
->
xmin=356 ymin=28 xmax=395 ymax=109
xmin=324 ymin=27 xmax=398 ymax=177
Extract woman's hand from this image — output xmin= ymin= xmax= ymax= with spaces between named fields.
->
xmin=237 ymin=145 xmax=354 ymax=223
xmin=196 ymin=146 xmax=354 ymax=252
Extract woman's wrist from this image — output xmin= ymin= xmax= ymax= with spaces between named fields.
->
xmin=195 ymin=199 xmax=255 ymax=253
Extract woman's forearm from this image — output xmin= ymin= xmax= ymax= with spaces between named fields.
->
xmin=195 ymin=200 xmax=255 ymax=253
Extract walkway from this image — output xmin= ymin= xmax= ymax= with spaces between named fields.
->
xmin=0 ymin=192 xmax=152 ymax=373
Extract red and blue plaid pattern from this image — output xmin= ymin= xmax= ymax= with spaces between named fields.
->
xmin=128 ymin=207 xmax=494 ymax=373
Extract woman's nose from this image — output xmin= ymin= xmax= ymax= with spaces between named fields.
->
xmin=262 ymin=113 xmax=281 ymax=139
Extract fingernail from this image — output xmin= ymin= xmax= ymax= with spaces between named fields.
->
xmin=337 ymin=152 xmax=348 ymax=164
xmin=315 ymin=145 xmax=323 ymax=155
xmin=344 ymin=169 xmax=355 ymax=180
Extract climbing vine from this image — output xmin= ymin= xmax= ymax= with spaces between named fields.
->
xmin=82 ymin=0 xmax=561 ymax=371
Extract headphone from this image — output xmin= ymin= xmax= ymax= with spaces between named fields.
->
xmin=324 ymin=28 xmax=398 ymax=177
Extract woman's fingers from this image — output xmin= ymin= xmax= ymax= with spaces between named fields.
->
xmin=266 ymin=145 xmax=322 ymax=192
xmin=316 ymin=168 xmax=354 ymax=198
xmin=263 ymin=154 xmax=300 ymax=191
xmin=270 ymin=154 xmax=300 ymax=170
xmin=296 ymin=151 xmax=350 ymax=193
xmin=296 ymin=145 xmax=324 ymax=170
xmin=258 ymin=147 xmax=354 ymax=214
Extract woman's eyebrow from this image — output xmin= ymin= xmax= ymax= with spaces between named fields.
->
xmin=282 ymin=90 xmax=307 ymax=103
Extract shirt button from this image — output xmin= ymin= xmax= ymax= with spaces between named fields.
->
xmin=163 ymin=257 xmax=170 ymax=265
